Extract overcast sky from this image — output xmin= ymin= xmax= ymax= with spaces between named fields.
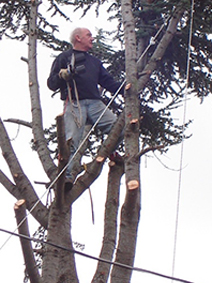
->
xmin=0 ymin=3 xmax=212 ymax=283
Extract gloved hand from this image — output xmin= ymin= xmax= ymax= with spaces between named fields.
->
xmin=59 ymin=69 xmax=71 ymax=81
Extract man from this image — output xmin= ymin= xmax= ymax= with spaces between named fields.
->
xmin=47 ymin=27 xmax=124 ymax=189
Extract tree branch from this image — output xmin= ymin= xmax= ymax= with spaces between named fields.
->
xmin=92 ymin=161 xmax=124 ymax=283
xmin=138 ymin=4 xmax=185 ymax=94
xmin=4 ymin=118 xmax=32 ymax=128
xmin=0 ymin=169 xmax=22 ymax=200
xmin=137 ymin=144 xmax=165 ymax=158
xmin=0 ymin=118 xmax=49 ymax=228
xmin=14 ymin=199 xmax=41 ymax=283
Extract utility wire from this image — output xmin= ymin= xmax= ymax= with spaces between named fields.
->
xmin=0 ymin=228 xmax=195 ymax=283
xmin=171 ymin=0 xmax=195 ymax=281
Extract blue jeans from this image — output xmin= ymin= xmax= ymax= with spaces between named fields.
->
xmin=64 ymin=99 xmax=117 ymax=180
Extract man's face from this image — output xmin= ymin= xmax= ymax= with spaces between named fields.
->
xmin=77 ymin=29 xmax=94 ymax=51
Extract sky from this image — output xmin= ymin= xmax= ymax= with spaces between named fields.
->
xmin=0 ymin=2 xmax=212 ymax=283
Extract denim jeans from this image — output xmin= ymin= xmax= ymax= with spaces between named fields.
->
xmin=64 ymin=99 xmax=117 ymax=180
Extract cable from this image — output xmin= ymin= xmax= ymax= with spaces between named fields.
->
xmin=0 ymin=228 xmax=195 ymax=283
xmin=171 ymin=0 xmax=195 ymax=281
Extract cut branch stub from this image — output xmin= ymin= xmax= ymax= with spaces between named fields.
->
xmin=127 ymin=180 xmax=139 ymax=190
xmin=96 ymin=156 xmax=105 ymax=163
xmin=108 ymin=161 xmax=116 ymax=167
xmin=130 ymin=119 xmax=138 ymax=124
xmin=130 ymin=118 xmax=139 ymax=130
xmin=125 ymin=83 xmax=132 ymax=90
xmin=14 ymin=199 xmax=26 ymax=209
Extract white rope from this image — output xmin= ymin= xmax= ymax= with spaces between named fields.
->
xmin=0 ymin=12 xmax=170 ymax=251
xmin=137 ymin=14 xmax=171 ymax=64
xmin=171 ymin=0 xmax=195 ymax=281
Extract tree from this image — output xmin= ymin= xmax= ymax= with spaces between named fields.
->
xmin=0 ymin=0 xmax=211 ymax=282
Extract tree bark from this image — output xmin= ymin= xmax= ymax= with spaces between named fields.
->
xmin=14 ymin=199 xmax=41 ymax=283
xmin=0 ymin=118 xmax=49 ymax=228
xmin=92 ymin=160 xmax=124 ymax=283
xmin=41 ymin=201 xmax=79 ymax=283
xmin=55 ymin=114 xmax=69 ymax=208
xmin=28 ymin=0 xmax=57 ymax=181
xmin=0 ymin=169 xmax=22 ymax=200
xmin=111 ymin=1 xmax=141 ymax=282
xmin=4 ymin=118 xmax=32 ymax=128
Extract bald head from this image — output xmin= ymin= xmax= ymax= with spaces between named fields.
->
xmin=70 ymin=28 xmax=83 ymax=45
xmin=70 ymin=27 xmax=94 ymax=51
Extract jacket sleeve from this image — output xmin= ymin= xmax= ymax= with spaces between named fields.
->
xmin=98 ymin=63 xmax=124 ymax=95
xmin=47 ymin=52 xmax=69 ymax=92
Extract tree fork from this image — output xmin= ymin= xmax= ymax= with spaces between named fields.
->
xmin=0 ymin=118 xmax=49 ymax=228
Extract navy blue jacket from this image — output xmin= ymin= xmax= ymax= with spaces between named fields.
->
xmin=47 ymin=49 xmax=123 ymax=100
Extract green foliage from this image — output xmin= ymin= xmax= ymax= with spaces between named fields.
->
xmin=0 ymin=0 xmax=30 ymax=40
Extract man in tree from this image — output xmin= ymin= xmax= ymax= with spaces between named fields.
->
xmin=47 ymin=27 xmax=124 ymax=190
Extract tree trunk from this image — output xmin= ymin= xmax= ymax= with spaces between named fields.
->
xmin=28 ymin=0 xmax=57 ymax=181
xmin=41 ymin=202 xmax=79 ymax=283
xmin=111 ymin=0 xmax=141 ymax=282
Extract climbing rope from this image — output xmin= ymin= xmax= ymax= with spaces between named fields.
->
xmin=171 ymin=0 xmax=195 ymax=280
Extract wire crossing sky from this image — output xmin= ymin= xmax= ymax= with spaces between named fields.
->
xmin=0 ymin=228 xmax=195 ymax=283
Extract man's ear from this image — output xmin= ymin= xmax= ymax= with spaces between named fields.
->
xmin=75 ymin=34 xmax=81 ymax=42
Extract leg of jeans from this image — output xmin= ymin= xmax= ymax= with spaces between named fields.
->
xmin=88 ymin=99 xmax=125 ymax=152
xmin=87 ymin=100 xmax=117 ymax=134
xmin=64 ymin=100 xmax=87 ymax=180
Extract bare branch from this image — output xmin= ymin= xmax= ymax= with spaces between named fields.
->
xmin=21 ymin=56 xmax=29 ymax=64
xmin=4 ymin=118 xmax=32 ymax=128
xmin=137 ymin=144 xmax=165 ymax=158
xmin=0 ymin=118 xmax=49 ymax=228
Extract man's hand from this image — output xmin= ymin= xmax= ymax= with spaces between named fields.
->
xmin=59 ymin=69 xmax=70 ymax=81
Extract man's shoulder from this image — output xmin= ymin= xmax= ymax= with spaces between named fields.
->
xmin=57 ymin=48 xmax=73 ymax=60
xmin=86 ymin=52 xmax=102 ymax=65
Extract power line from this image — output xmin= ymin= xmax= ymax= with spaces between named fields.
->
xmin=0 ymin=228 xmax=195 ymax=283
